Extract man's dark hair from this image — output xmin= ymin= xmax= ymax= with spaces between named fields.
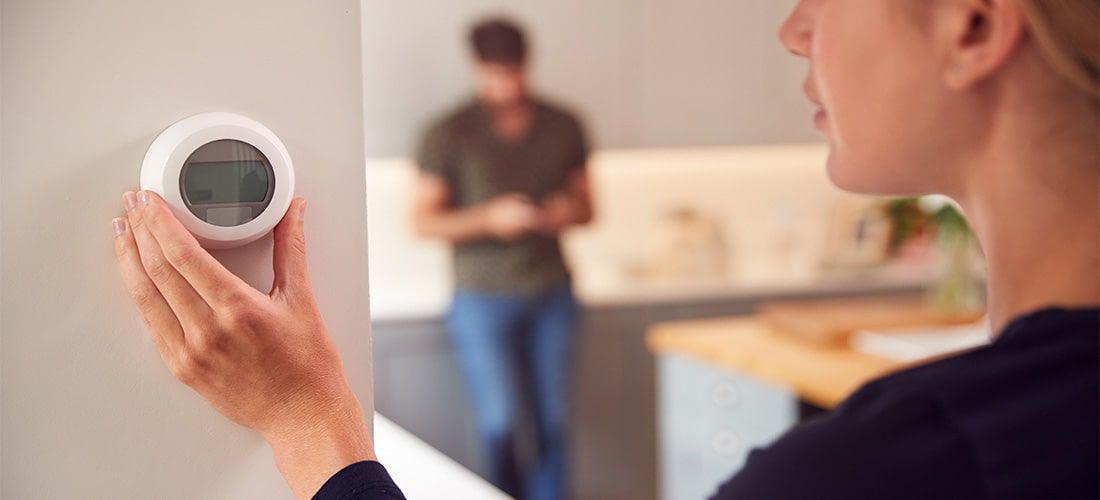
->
xmin=469 ymin=18 xmax=527 ymax=65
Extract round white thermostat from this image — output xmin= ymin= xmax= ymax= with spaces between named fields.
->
xmin=140 ymin=112 xmax=295 ymax=249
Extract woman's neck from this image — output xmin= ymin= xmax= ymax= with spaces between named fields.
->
xmin=958 ymin=95 xmax=1100 ymax=335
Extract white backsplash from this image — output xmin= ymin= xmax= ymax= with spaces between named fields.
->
xmin=366 ymin=143 xmax=883 ymax=320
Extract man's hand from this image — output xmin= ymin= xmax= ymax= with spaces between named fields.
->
xmin=112 ymin=191 xmax=373 ymax=499
xmin=411 ymin=171 xmax=592 ymax=243
xmin=483 ymin=193 xmax=541 ymax=241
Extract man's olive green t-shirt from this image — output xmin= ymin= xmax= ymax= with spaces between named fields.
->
xmin=416 ymin=99 xmax=589 ymax=295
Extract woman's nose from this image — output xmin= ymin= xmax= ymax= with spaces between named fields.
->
xmin=779 ymin=0 xmax=814 ymax=58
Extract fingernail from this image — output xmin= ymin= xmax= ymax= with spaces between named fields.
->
xmin=123 ymin=192 xmax=137 ymax=211
xmin=112 ymin=217 xmax=126 ymax=237
xmin=137 ymin=191 xmax=150 ymax=207
xmin=299 ymin=199 xmax=307 ymax=219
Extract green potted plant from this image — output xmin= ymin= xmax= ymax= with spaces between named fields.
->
xmin=885 ymin=197 xmax=985 ymax=312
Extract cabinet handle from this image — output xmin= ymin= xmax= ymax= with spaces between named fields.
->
xmin=711 ymin=382 xmax=740 ymax=408
xmin=711 ymin=430 xmax=741 ymax=455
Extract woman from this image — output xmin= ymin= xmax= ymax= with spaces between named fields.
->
xmin=111 ymin=0 xmax=1098 ymax=498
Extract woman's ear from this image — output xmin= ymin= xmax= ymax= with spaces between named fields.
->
xmin=941 ymin=0 xmax=1027 ymax=90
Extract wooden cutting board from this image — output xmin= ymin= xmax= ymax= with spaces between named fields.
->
xmin=757 ymin=296 xmax=985 ymax=347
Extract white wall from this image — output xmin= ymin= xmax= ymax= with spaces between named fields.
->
xmin=0 ymin=4 xmax=5 ymax=491
xmin=361 ymin=0 xmax=816 ymax=157
xmin=0 ymin=1 xmax=372 ymax=499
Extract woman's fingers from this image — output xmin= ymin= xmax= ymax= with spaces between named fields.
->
xmin=272 ymin=198 xmax=311 ymax=302
xmin=125 ymin=191 xmax=214 ymax=331
xmin=136 ymin=191 xmax=257 ymax=306
xmin=113 ymin=215 xmax=184 ymax=360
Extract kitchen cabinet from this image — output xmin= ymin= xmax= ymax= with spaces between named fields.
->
xmin=657 ymin=354 xmax=797 ymax=500
xmin=373 ymin=285 xmax=924 ymax=500
xmin=647 ymin=316 xmax=909 ymax=500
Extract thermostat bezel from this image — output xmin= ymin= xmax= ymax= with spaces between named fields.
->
xmin=140 ymin=112 xmax=295 ymax=249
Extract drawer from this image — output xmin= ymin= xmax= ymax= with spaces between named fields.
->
xmin=658 ymin=354 xmax=799 ymax=500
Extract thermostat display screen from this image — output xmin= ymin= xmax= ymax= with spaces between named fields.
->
xmin=183 ymin=161 xmax=270 ymax=205
xmin=178 ymin=139 xmax=276 ymax=227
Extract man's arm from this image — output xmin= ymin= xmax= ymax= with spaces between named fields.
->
xmin=539 ymin=168 xmax=594 ymax=236
xmin=410 ymin=172 xmax=540 ymax=243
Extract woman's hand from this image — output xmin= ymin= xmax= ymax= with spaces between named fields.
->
xmin=112 ymin=190 xmax=374 ymax=499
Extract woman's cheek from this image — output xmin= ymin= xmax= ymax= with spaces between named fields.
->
xmin=825 ymin=93 xmax=901 ymax=193
xmin=815 ymin=57 xmax=869 ymax=190
xmin=816 ymin=29 xmax=905 ymax=192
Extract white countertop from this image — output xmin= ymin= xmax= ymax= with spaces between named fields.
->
xmin=576 ymin=263 xmax=933 ymax=308
xmin=374 ymin=413 xmax=509 ymax=499
xmin=369 ymin=263 xmax=935 ymax=323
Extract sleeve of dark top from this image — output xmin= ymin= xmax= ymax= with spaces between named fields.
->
xmin=710 ymin=385 xmax=982 ymax=500
xmin=312 ymin=461 xmax=406 ymax=500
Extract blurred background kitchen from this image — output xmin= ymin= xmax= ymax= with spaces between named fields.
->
xmin=360 ymin=1 xmax=987 ymax=499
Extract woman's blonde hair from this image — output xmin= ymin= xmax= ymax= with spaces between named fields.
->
xmin=1017 ymin=0 xmax=1099 ymax=99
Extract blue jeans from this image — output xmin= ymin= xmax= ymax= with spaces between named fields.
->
xmin=448 ymin=285 xmax=578 ymax=500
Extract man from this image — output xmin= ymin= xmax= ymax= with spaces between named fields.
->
xmin=410 ymin=18 xmax=592 ymax=500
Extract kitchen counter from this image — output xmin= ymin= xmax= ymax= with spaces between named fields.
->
xmin=371 ymin=263 xmax=934 ymax=323
xmin=647 ymin=316 xmax=905 ymax=408
xmin=577 ymin=263 xmax=931 ymax=310
xmin=374 ymin=413 xmax=507 ymax=500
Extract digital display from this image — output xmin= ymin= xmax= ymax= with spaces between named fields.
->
xmin=183 ymin=161 xmax=270 ymax=205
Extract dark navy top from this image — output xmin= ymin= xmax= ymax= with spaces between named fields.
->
xmin=314 ymin=308 xmax=1099 ymax=500
xmin=313 ymin=461 xmax=405 ymax=500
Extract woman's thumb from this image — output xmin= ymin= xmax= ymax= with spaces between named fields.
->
xmin=272 ymin=197 xmax=311 ymax=300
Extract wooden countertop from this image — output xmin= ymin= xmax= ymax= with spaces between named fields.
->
xmin=647 ymin=317 xmax=908 ymax=408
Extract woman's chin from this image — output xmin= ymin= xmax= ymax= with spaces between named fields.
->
xmin=825 ymin=151 xmax=907 ymax=196
xmin=825 ymin=151 xmax=873 ymax=193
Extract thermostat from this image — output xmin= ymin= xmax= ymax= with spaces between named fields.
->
xmin=140 ymin=112 xmax=295 ymax=249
